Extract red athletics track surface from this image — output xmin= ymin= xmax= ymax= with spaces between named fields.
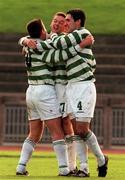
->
xmin=0 ymin=144 xmax=125 ymax=154
xmin=0 ymin=144 xmax=53 ymax=152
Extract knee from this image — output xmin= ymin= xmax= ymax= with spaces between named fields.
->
xmin=28 ymin=132 xmax=42 ymax=143
xmin=51 ymin=131 xmax=64 ymax=141
xmin=76 ymin=127 xmax=90 ymax=138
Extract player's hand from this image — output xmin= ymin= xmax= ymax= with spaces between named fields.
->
xmin=80 ymin=35 xmax=94 ymax=48
xmin=23 ymin=39 xmax=37 ymax=49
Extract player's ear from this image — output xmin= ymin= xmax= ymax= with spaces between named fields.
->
xmin=76 ymin=19 xmax=81 ymax=27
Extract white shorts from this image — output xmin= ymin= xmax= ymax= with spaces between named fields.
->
xmin=66 ymin=81 xmax=96 ymax=121
xmin=55 ymin=84 xmax=67 ymax=117
xmin=26 ymin=85 xmax=61 ymax=121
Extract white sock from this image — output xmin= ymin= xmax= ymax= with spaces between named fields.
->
xmin=53 ymin=139 xmax=69 ymax=175
xmin=65 ymin=135 xmax=76 ymax=171
xmin=85 ymin=131 xmax=105 ymax=167
xmin=16 ymin=138 xmax=36 ymax=173
xmin=74 ymin=135 xmax=89 ymax=173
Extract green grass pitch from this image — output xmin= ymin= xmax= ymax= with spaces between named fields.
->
xmin=0 ymin=0 xmax=125 ymax=34
xmin=0 ymin=150 xmax=125 ymax=180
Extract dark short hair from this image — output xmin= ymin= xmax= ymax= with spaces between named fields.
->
xmin=26 ymin=19 xmax=44 ymax=38
xmin=66 ymin=9 xmax=86 ymax=27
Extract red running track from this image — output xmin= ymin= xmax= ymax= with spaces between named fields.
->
xmin=0 ymin=144 xmax=125 ymax=154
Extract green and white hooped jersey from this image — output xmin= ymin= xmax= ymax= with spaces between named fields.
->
xmin=31 ymin=40 xmax=79 ymax=85
xmin=35 ymin=34 xmax=67 ymax=85
xmin=24 ymin=39 xmax=54 ymax=85
xmin=51 ymin=61 xmax=67 ymax=85
xmin=36 ymin=28 xmax=96 ymax=83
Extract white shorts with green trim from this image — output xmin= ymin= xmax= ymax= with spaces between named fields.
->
xmin=66 ymin=81 xmax=96 ymax=121
xmin=26 ymin=84 xmax=61 ymax=121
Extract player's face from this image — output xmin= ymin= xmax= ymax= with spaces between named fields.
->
xmin=64 ymin=14 xmax=77 ymax=33
xmin=50 ymin=15 xmax=65 ymax=34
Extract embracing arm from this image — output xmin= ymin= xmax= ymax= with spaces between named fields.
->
xmin=18 ymin=29 xmax=93 ymax=53
xmin=18 ymin=36 xmax=54 ymax=52
xmin=31 ymin=45 xmax=78 ymax=63
xmin=50 ymin=29 xmax=93 ymax=49
xmin=31 ymin=32 xmax=94 ymax=53
xmin=32 ymin=35 xmax=94 ymax=63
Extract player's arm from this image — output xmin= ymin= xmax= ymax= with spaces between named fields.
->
xmin=35 ymin=32 xmax=94 ymax=53
xmin=18 ymin=36 xmax=54 ymax=51
xmin=18 ymin=36 xmax=30 ymax=46
xmin=50 ymin=29 xmax=92 ymax=49
xmin=31 ymin=35 xmax=94 ymax=63
xmin=79 ymin=35 xmax=94 ymax=49
xmin=31 ymin=46 xmax=77 ymax=63
xmin=22 ymin=31 xmax=93 ymax=52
